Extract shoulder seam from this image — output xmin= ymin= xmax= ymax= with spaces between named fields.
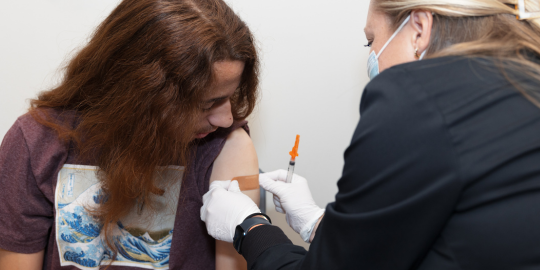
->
xmin=403 ymin=68 xmax=466 ymax=189
xmin=16 ymin=118 xmax=49 ymax=202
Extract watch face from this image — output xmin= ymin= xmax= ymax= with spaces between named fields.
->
xmin=234 ymin=225 xmax=244 ymax=240
xmin=233 ymin=225 xmax=245 ymax=252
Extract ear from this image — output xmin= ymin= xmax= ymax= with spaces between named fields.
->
xmin=410 ymin=10 xmax=433 ymax=56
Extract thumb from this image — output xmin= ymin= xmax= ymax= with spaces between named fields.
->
xmin=210 ymin=180 xmax=232 ymax=191
xmin=261 ymin=169 xmax=288 ymax=183
xmin=260 ymin=174 xmax=286 ymax=195
xmin=228 ymin=180 xmax=241 ymax=192
xmin=203 ymin=180 xmax=229 ymax=204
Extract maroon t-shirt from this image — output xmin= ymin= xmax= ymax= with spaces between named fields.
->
xmin=0 ymin=110 xmax=247 ymax=270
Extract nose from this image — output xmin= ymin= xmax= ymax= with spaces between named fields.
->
xmin=207 ymin=99 xmax=234 ymax=128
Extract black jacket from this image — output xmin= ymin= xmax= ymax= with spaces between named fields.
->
xmin=242 ymin=56 xmax=540 ymax=270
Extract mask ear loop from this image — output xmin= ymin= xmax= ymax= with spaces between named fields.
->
xmin=376 ymin=15 xmax=411 ymax=59
xmin=415 ymin=48 xmax=428 ymax=59
xmin=419 ymin=49 xmax=427 ymax=60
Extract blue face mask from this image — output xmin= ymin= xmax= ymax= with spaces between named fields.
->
xmin=367 ymin=15 xmax=426 ymax=80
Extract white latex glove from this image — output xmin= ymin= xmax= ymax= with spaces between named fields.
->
xmin=200 ymin=180 xmax=261 ymax=242
xmin=260 ymin=169 xmax=325 ymax=243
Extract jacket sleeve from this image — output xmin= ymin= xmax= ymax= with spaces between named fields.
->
xmin=243 ymin=67 xmax=463 ymax=269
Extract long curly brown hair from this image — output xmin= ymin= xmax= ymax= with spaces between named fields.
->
xmin=29 ymin=0 xmax=258 ymax=253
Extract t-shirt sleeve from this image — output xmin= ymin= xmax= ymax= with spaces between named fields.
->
xmin=0 ymin=119 xmax=53 ymax=253
xmin=246 ymin=67 xmax=463 ymax=269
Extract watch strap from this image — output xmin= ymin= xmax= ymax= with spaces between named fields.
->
xmin=244 ymin=213 xmax=272 ymax=224
xmin=233 ymin=215 xmax=271 ymax=254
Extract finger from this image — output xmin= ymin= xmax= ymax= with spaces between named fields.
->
xmin=273 ymin=196 xmax=285 ymax=213
xmin=203 ymin=186 xmax=219 ymax=204
xmin=258 ymin=173 xmax=275 ymax=184
xmin=261 ymin=169 xmax=288 ymax=182
xmin=274 ymin=200 xmax=283 ymax=208
xmin=201 ymin=190 xmax=218 ymax=222
xmin=203 ymin=180 xmax=230 ymax=204
xmin=228 ymin=180 xmax=241 ymax=192
xmin=273 ymin=195 xmax=281 ymax=208
xmin=200 ymin=203 xmax=208 ymax=222
xmin=260 ymin=175 xmax=286 ymax=193
xmin=259 ymin=174 xmax=277 ymax=191
xmin=209 ymin=180 xmax=232 ymax=191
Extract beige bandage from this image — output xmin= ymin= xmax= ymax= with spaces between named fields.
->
xmin=232 ymin=174 xmax=259 ymax=191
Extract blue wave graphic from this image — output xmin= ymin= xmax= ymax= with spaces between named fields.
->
xmin=114 ymin=234 xmax=171 ymax=266
xmin=93 ymin=189 xmax=108 ymax=204
xmin=64 ymin=211 xmax=102 ymax=238
xmin=58 ymin=203 xmax=69 ymax=209
xmin=64 ymin=250 xmax=98 ymax=267
xmin=61 ymin=233 xmax=78 ymax=243
xmin=57 ymin=187 xmax=173 ymax=269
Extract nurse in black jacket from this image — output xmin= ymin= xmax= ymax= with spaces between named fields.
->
xmin=201 ymin=0 xmax=540 ymax=269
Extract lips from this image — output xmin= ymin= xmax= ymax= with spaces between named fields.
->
xmin=195 ymin=132 xmax=210 ymax=139
xmin=195 ymin=128 xmax=218 ymax=139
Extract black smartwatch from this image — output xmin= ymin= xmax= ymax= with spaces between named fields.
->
xmin=233 ymin=213 xmax=272 ymax=254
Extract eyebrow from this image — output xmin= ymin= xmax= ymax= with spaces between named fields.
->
xmin=203 ymin=95 xmax=228 ymax=104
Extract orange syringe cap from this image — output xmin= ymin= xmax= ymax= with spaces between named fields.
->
xmin=289 ymin=135 xmax=300 ymax=161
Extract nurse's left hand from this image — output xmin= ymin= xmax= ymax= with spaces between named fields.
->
xmin=201 ymin=180 xmax=261 ymax=242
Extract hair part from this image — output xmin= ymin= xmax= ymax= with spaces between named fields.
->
xmin=29 ymin=0 xmax=259 ymax=256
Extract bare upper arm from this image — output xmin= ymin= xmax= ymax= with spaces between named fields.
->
xmin=210 ymin=127 xmax=260 ymax=206
xmin=0 ymin=248 xmax=44 ymax=270
xmin=210 ymin=127 xmax=259 ymax=183
xmin=210 ymin=127 xmax=259 ymax=270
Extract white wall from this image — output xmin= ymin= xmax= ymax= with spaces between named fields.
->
xmin=228 ymin=0 xmax=370 ymax=246
xmin=0 ymin=0 xmax=370 ymax=247
xmin=0 ymin=1 xmax=122 ymax=136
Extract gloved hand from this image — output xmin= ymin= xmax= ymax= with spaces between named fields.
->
xmin=200 ymin=180 xmax=261 ymax=242
xmin=260 ymin=169 xmax=325 ymax=243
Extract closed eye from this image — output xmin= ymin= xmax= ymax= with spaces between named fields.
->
xmin=201 ymin=97 xmax=228 ymax=112
xmin=201 ymin=104 xmax=213 ymax=112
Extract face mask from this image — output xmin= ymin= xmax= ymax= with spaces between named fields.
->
xmin=367 ymin=15 xmax=426 ymax=80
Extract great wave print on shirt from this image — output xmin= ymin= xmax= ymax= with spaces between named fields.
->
xmin=55 ymin=164 xmax=183 ymax=270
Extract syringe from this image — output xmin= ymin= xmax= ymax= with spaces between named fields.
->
xmin=286 ymin=135 xmax=300 ymax=183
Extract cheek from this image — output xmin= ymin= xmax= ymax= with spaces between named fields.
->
xmin=197 ymin=113 xmax=210 ymax=126
xmin=377 ymin=35 xmax=416 ymax=73
xmin=370 ymin=21 xmax=391 ymax=54
xmin=371 ymin=36 xmax=386 ymax=55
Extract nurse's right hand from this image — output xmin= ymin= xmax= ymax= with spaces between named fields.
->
xmin=260 ymin=170 xmax=325 ymax=243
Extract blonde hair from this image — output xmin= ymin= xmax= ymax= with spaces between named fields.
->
xmin=374 ymin=0 xmax=540 ymax=104
xmin=376 ymin=0 xmax=539 ymax=25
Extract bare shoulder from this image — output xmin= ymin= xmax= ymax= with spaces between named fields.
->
xmin=210 ymin=127 xmax=259 ymax=182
